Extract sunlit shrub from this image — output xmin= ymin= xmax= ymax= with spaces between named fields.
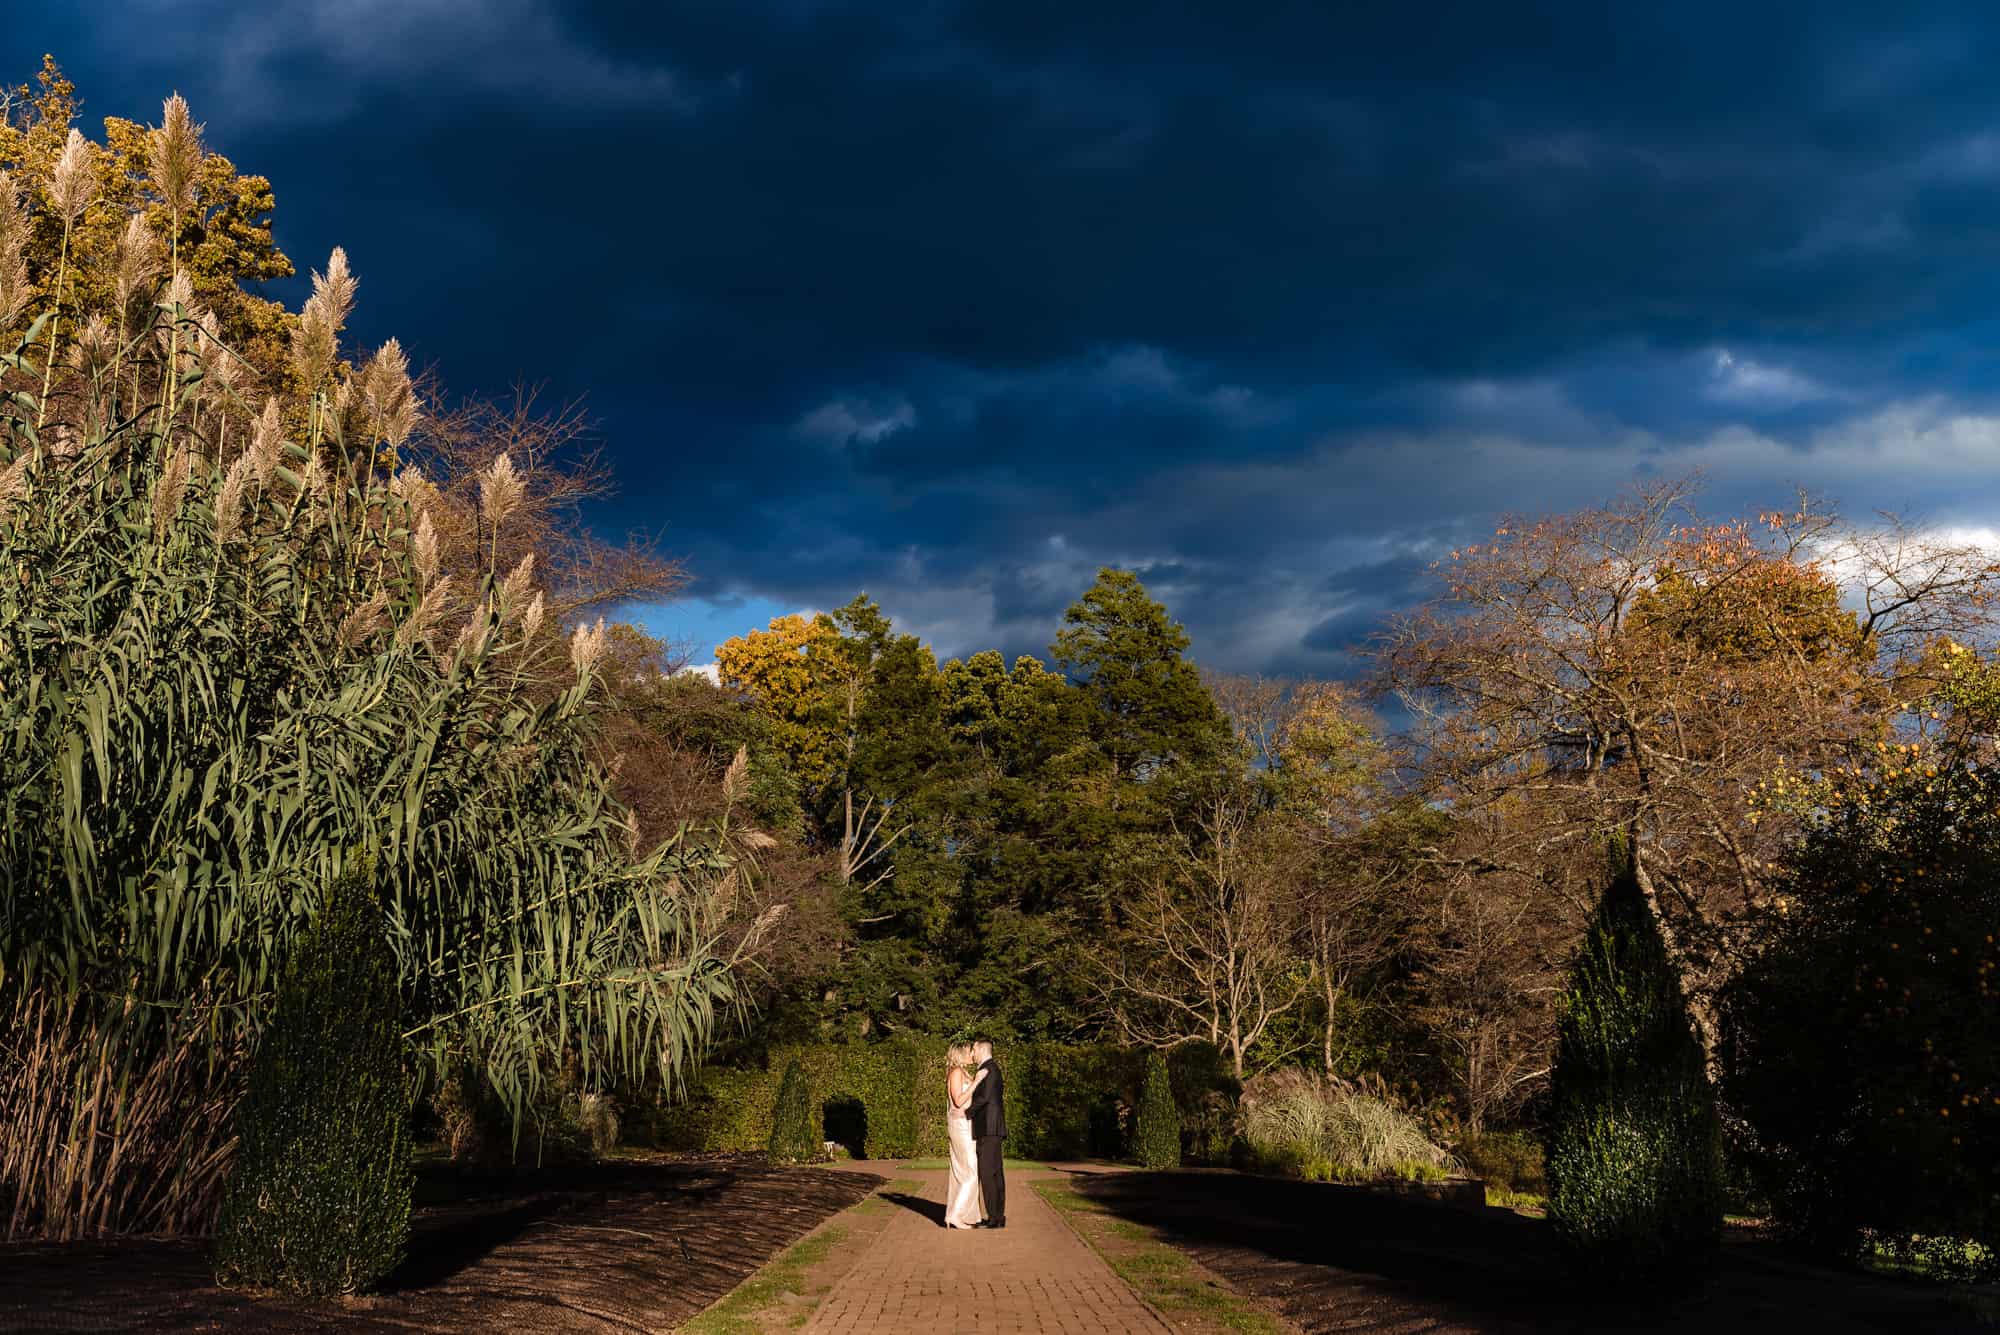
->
xmin=1239 ymin=1068 xmax=1457 ymax=1184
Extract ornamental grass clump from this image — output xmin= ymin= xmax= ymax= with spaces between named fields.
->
xmin=1544 ymin=844 xmax=1722 ymax=1282
xmin=213 ymin=857 xmax=411 ymax=1297
xmin=1240 ymin=1069 xmax=1456 ymax=1183
xmin=1133 ymin=1052 xmax=1182 ymax=1169
xmin=0 ymin=86 xmax=769 ymax=1240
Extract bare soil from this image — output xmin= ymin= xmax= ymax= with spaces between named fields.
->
xmin=1 ymin=1152 xmax=882 ymax=1334
xmin=1068 ymin=1167 xmax=1990 ymax=1335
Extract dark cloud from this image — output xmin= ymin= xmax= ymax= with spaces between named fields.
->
xmin=24 ymin=3 xmax=2000 ymax=675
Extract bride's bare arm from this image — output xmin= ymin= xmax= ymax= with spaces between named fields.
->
xmin=949 ymin=1069 xmax=971 ymax=1109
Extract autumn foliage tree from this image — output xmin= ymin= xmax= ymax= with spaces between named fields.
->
xmin=1724 ymin=645 xmax=2000 ymax=1274
xmin=1376 ymin=477 xmax=2000 ymax=1016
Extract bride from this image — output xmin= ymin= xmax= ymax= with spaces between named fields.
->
xmin=942 ymin=1042 xmax=987 ymax=1229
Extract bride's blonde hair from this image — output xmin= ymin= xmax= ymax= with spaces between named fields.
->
xmin=945 ymin=1042 xmax=974 ymax=1069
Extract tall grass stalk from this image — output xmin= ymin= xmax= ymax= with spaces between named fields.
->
xmin=0 ymin=104 xmax=764 ymax=1239
xmin=1239 ymin=1069 xmax=1458 ymax=1184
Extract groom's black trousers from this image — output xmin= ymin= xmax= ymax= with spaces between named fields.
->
xmin=976 ymin=1135 xmax=1006 ymax=1223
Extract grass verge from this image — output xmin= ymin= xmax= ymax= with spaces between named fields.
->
xmin=1033 ymin=1180 xmax=1291 ymax=1335
xmin=680 ymin=1177 xmax=921 ymax=1334
xmin=679 ymin=1226 xmax=847 ymax=1335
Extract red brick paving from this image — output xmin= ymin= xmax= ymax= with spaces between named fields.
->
xmin=804 ymin=1168 xmax=1170 ymax=1335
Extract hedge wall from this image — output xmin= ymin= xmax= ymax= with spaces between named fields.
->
xmin=652 ymin=1038 xmax=1236 ymax=1163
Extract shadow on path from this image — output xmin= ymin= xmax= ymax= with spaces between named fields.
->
xmin=1071 ymin=1170 xmax=1986 ymax=1335
xmin=2 ymin=1155 xmax=884 ymax=1334
xmin=878 ymin=1192 xmax=947 ymax=1226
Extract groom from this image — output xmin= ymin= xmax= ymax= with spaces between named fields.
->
xmin=966 ymin=1038 xmax=1006 ymax=1228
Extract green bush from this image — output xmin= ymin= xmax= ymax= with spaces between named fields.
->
xmin=767 ymin=1058 xmax=820 ymax=1164
xmin=1545 ymin=851 xmax=1721 ymax=1281
xmin=1459 ymin=1129 xmax=1546 ymax=1195
xmin=213 ymin=857 xmax=412 ymax=1297
xmin=1133 ymin=1053 xmax=1182 ymax=1168
xmin=1723 ymin=764 xmax=1999 ymax=1274
xmin=1240 ymin=1069 xmax=1456 ymax=1182
xmin=657 ymin=1038 xmax=1238 ymax=1163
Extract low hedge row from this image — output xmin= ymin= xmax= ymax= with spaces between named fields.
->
xmin=653 ymin=1038 xmax=1236 ymax=1163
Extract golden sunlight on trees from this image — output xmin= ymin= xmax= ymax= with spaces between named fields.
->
xmin=718 ymin=612 xmax=843 ymax=784
xmin=1374 ymin=476 xmax=2000 ymax=1019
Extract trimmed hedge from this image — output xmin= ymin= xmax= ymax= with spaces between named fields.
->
xmin=1134 ymin=1053 xmax=1182 ymax=1168
xmin=1545 ymin=853 xmax=1722 ymax=1281
xmin=213 ymin=857 xmax=412 ymax=1296
xmin=656 ymin=1039 xmax=1235 ymax=1163
xmin=767 ymin=1058 xmax=819 ymax=1163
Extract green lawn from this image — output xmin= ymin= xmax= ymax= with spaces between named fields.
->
xmin=1033 ymin=1180 xmax=1289 ymax=1335
xmin=679 ymin=1225 xmax=847 ymax=1335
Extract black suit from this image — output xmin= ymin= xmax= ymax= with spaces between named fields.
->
xmin=966 ymin=1057 xmax=1006 ymax=1224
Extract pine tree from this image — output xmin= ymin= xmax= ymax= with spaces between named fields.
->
xmin=1544 ymin=839 xmax=1722 ymax=1281
xmin=1052 ymin=568 xmax=1232 ymax=784
xmin=1133 ymin=1052 xmax=1182 ymax=1169
xmin=213 ymin=855 xmax=412 ymax=1296
xmin=767 ymin=1058 xmax=820 ymax=1164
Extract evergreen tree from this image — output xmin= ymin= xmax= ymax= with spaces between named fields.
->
xmin=767 ymin=1058 xmax=820 ymax=1163
xmin=213 ymin=856 xmax=412 ymax=1297
xmin=1052 ymin=568 xmax=1232 ymax=784
xmin=1545 ymin=840 xmax=1722 ymax=1282
xmin=1133 ymin=1052 xmax=1182 ymax=1169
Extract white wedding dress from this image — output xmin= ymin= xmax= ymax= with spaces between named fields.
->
xmin=943 ymin=1073 xmax=985 ymax=1228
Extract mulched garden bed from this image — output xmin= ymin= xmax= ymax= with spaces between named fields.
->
xmin=1068 ymin=1168 xmax=1990 ymax=1335
xmin=2 ymin=1152 xmax=883 ymax=1333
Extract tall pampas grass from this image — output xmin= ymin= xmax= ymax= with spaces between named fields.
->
xmin=0 ymin=171 xmax=30 ymax=329
xmin=0 ymin=96 xmax=751 ymax=1246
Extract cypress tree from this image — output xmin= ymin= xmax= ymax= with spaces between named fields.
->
xmin=1545 ymin=838 xmax=1722 ymax=1282
xmin=213 ymin=855 xmax=412 ymax=1296
xmin=767 ymin=1057 xmax=820 ymax=1164
xmin=1133 ymin=1052 xmax=1182 ymax=1169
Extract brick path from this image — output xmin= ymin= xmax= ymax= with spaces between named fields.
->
xmin=804 ymin=1167 xmax=1171 ymax=1335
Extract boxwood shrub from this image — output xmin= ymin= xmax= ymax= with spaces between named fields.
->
xmin=212 ymin=857 xmax=412 ymax=1296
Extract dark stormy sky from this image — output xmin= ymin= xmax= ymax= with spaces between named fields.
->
xmin=18 ymin=3 xmax=2000 ymax=672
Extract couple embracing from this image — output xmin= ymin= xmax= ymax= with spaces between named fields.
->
xmin=942 ymin=1040 xmax=1005 ymax=1230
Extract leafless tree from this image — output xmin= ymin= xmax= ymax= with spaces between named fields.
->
xmin=1097 ymin=789 xmax=1311 ymax=1078
xmin=1372 ymin=475 xmax=2000 ymax=1021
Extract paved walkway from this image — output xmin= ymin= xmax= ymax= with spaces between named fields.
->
xmin=804 ymin=1167 xmax=1171 ymax=1335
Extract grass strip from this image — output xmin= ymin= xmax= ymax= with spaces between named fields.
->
xmin=1033 ymin=1181 xmax=1290 ymax=1335
xmin=679 ymin=1224 xmax=847 ymax=1335
xmin=681 ymin=1177 xmax=921 ymax=1334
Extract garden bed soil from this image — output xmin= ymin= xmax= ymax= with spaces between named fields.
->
xmin=1 ymin=1152 xmax=882 ymax=1334
xmin=1069 ymin=1167 xmax=1990 ymax=1335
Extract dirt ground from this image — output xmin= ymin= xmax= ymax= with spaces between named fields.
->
xmin=1069 ymin=1168 xmax=1993 ymax=1335
xmin=0 ymin=1153 xmax=882 ymax=1334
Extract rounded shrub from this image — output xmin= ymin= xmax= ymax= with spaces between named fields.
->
xmin=1545 ymin=848 xmax=1722 ymax=1281
xmin=1133 ymin=1052 xmax=1182 ymax=1169
xmin=213 ymin=856 xmax=412 ymax=1296
xmin=767 ymin=1057 xmax=820 ymax=1164
xmin=1723 ymin=763 xmax=1999 ymax=1275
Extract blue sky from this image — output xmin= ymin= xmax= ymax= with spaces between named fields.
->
xmin=18 ymin=3 xmax=2000 ymax=671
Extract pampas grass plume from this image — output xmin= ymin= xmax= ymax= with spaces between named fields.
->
xmin=148 ymin=94 xmax=205 ymax=220
xmin=50 ymin=129 xmax=97 ymax=226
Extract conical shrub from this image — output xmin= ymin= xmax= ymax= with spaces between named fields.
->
xmin=213 ymin=855 xmax=412 ymax=1296
xmin=1133 ymin=1051 xmax=1182 ymax=1169
xmin=767 ymin=1058 xmax=819 ymax=1164
xmin=1545 ymin=842 xmax=1722 ymax=1282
